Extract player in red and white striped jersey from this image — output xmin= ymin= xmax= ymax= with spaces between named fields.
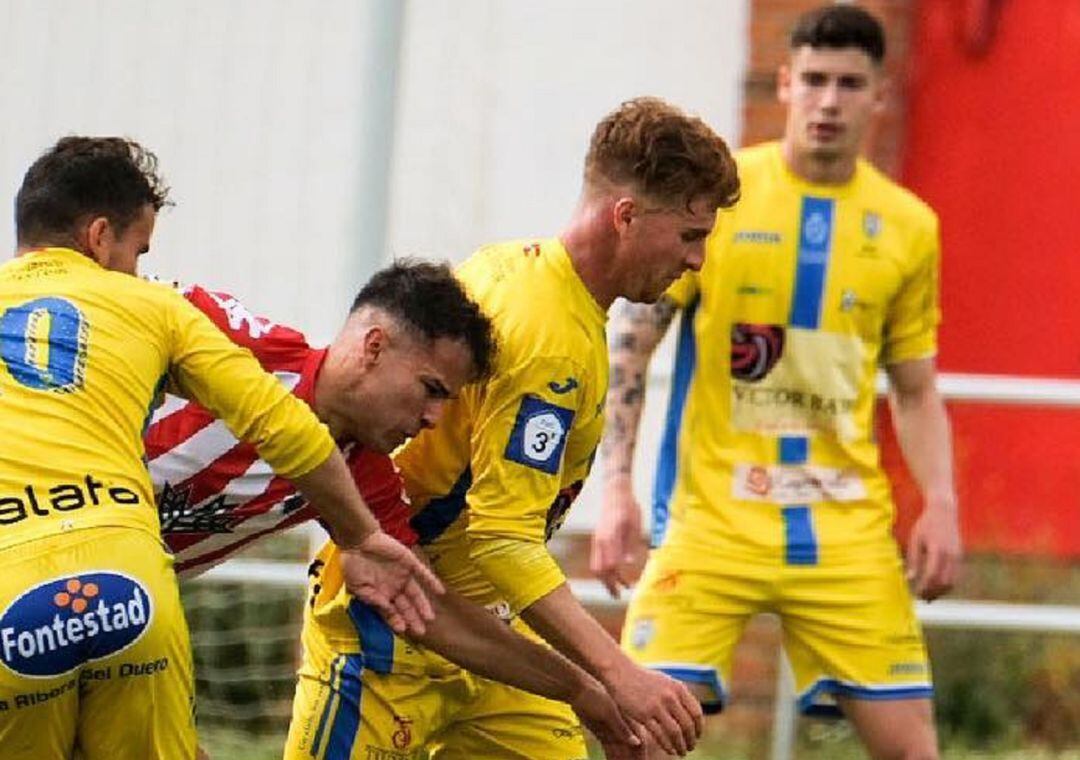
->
xmin=147 ymin=283 xmax=419 ymax=577
xmin=145 ymin=262 xmax=640 ymax=757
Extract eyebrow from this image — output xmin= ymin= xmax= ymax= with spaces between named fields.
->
xmin=425 ymin=377 xmax=452 ymax=398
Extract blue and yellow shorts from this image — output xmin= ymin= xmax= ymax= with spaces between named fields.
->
xmin=285 ymin=543 xmax=587 ymax=759
xmin=0 ymin=527 xmax=195 ymax=760
xmin=622 ymin=542 xmax=932 ymax=717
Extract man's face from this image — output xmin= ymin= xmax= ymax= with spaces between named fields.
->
xmin=779 ymin=46 xmax=883 ymax=164
xmin=617 ymin=197 xmax=716 ymax=303
xmin=91 ymin=204 xmax=156 ymax=275
xmin=353 ymin=332 xmax=475 ymax=454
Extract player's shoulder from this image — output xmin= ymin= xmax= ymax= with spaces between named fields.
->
xmin=459 ymin=237 xmax=599 ymax=348
xmin=733 ymin=141 xmax=779 ymax=177
xmin=856 ymin=159 xmax=939 ymax=231
xmin=102 ymin=268 xmax=191 ymax=313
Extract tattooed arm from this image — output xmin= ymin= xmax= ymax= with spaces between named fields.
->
xmin=590 ymin=296 xmax=678 ymax=597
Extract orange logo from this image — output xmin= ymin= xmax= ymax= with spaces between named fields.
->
xmin=746 ymin=466 xmax=771 ymax=496
xmin=522 ymin=242 xmax=541 ymax=257
xmin=653 ymin=571 xmax=680 ymax=593
xmin=54 ymin=578 xmax=99 ymax=614
xmin=391 ymin=715 xmax=413 ymax=749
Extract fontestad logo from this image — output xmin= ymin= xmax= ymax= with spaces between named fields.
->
xmin=0 ymin=572 xmax=153 ymax=678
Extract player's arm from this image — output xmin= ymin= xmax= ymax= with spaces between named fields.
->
xmin=591 ymin=296 xmax=678 ymax=597
xmin=410 ymin=579 xmax=641 ymax=757
xmin=520 ymin=583 xmax=697 ymax=756
xmin=886 ymin=357 xmax=961 ymax=600
xmin=164 ymin=291 xmax=442 ymax=634
xmin=462 ymin=360 xmax=701 ymax=756
xmin=883 ymin=219 xmax=960 ymax=601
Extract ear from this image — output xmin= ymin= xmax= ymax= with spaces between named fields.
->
xmin=80 ymin=216 xmax=113 ymax=267
xmin=777 ymin=63 xmax=792 ymax=105
xmin=361 ymin=325 xmax=387 ymax=366
xmin=871 ymin=73 xmax=890 ymax=117
xmin=612 ymin=196 xmax=636 ymax=236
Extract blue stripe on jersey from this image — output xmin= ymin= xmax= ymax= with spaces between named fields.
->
xmin=779 ymin=436 xmax=808 ymax=465
xmin=779 ymin=197 xmax=832 ymax=565
xmin=782 ymin=505 xmax=818 ymax=565
xmin=324 ymin=654 xmax=365 ymax=760
xmin=790 ymin=196 xmax=834 ymax=329
xmin=347 ymin=600 xmax=394 ymax=674
xmin=409 ymin=466 xmax=472 ymax=544
xmin=652 ymin=296 xmax=700 ymax=547
xmin=310 ymin=656 xmax=344 ymax=757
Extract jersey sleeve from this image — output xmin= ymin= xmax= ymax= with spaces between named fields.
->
xmin=347 ymin=449 xmax=418 ymax=546
xmin=163 ymin=289 xmax=335 ymax=480
xmin=463 ymin=354 xmax=588 ymax=612
xmin=183 ymin=285 xmax=312 ymax=367
xmin=882 ymin=216 xmax=941 ymax=365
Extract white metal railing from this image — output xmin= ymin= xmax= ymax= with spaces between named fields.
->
xmin=191 ymin=370 xmax=1080 ymax=758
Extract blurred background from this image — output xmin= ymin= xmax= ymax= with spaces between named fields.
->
xmin=1 ymin=1 xmax=1077 ymax=757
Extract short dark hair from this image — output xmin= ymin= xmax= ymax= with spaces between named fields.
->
xmin=15 ymin=136 xmax=171 ymax=248
xmin=351 ymin=259 xmax=496 ymax=380
xmin=585 ymin=97 xmax=740 ymax=213
xmin=790 ymin=4 xmax=886 ymax=64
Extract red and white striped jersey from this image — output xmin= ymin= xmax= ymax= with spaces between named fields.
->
xmin=145 ymin=285 xmax=417 ymax=578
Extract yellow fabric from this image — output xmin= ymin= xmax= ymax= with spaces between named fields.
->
xmin=290 ymin=238 xmax=604 ymax=755
xmin=287 ymin=604 xmax=585 ymax=760
xmin=656 ymin=143 xmax=942 ymax=562
xmin=623 ymin=544 xmax=931 ymax=715
xmin=0 ymin=248 xmax=335 ymax=551
xmin=396 ymin=238 xmax=608 ymax=614
xmin=0 ymin=528 xmax=196 ymax=759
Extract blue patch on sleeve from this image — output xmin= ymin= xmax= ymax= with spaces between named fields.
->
xmin=504 ymin=396 xmax=575 ymax=475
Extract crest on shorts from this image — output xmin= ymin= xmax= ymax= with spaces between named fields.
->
xmin=630 ymin=618 xmax=655 ymax=651
xmin=862 ymin=210 xmax=882 ymax=238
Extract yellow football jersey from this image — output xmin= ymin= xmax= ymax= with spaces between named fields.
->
xmin=0 ymin=247 xmax=336 ymax=550
xmin=655 ymin=142 xmax=940 ymax=564
xmin=396 ymin=238 xmax=608 ymax=615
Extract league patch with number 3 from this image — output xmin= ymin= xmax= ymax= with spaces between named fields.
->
xmin=504 ymin=396 xmax=575 ymax=474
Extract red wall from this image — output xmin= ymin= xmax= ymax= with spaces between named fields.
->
xmin=889 ymin=0 xmax=1080 ymax=557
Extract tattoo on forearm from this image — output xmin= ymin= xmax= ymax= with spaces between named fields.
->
xmin=601 ymin=297 xmax=678 ymax=478
xmin=621 ymin=371 xmax=643 ymax=407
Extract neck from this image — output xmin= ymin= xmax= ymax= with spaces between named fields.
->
xmin=558 ymin=198 xmax=618 ymax=310
xmin=780 ymin=139 xmax=857 ymax=185
xmin=311 ymin=350 xmax=349 ymax=442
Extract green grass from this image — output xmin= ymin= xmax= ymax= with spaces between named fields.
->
xmin=198 ymin=725 xmax=1080 ymax=760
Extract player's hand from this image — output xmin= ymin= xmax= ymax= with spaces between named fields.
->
xmin=607 ymin=663 xmax=703 ymax=757
xmin=338 ymin=530 xmax=445 ymax=636
xmin=591 ymin=475 xmax=647 ymax=599
xmin=906 ymin=500 xmax=962 ymax=601
xmin=571 ymin=676 xmax=645 ymax=760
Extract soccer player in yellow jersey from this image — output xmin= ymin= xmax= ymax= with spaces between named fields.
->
xmin=289 ymin=98 xmax=740 ymax=759
xmin=593 ymin=6 xmax=962 ymax=759
xmin=0 ymin=137 xmax=441 ymax=760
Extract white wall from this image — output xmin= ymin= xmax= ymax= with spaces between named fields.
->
xmin=386 ymin=0 xmax=747 ymax=260
xmin=0 ymin=0 xmax=749 ymax=530
xmin=385 ymin=0 xmax=749 ymax=528
xmin=0 ymin=0 xmax=395 ymax=343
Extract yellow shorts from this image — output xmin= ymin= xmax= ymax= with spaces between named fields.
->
xmin=622 ymin=543 xmax=932 ymax=717
xmin=0 ymin=527 xmax=195 ymax=759
xmin=285 ymin=548 xmax=587 ymax=759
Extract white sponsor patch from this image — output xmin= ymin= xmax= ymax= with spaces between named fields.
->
xmin=732 ymin=463 xmax=867 ymax=504
xmin=730 ymin=329 xmax=864 ymax=440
